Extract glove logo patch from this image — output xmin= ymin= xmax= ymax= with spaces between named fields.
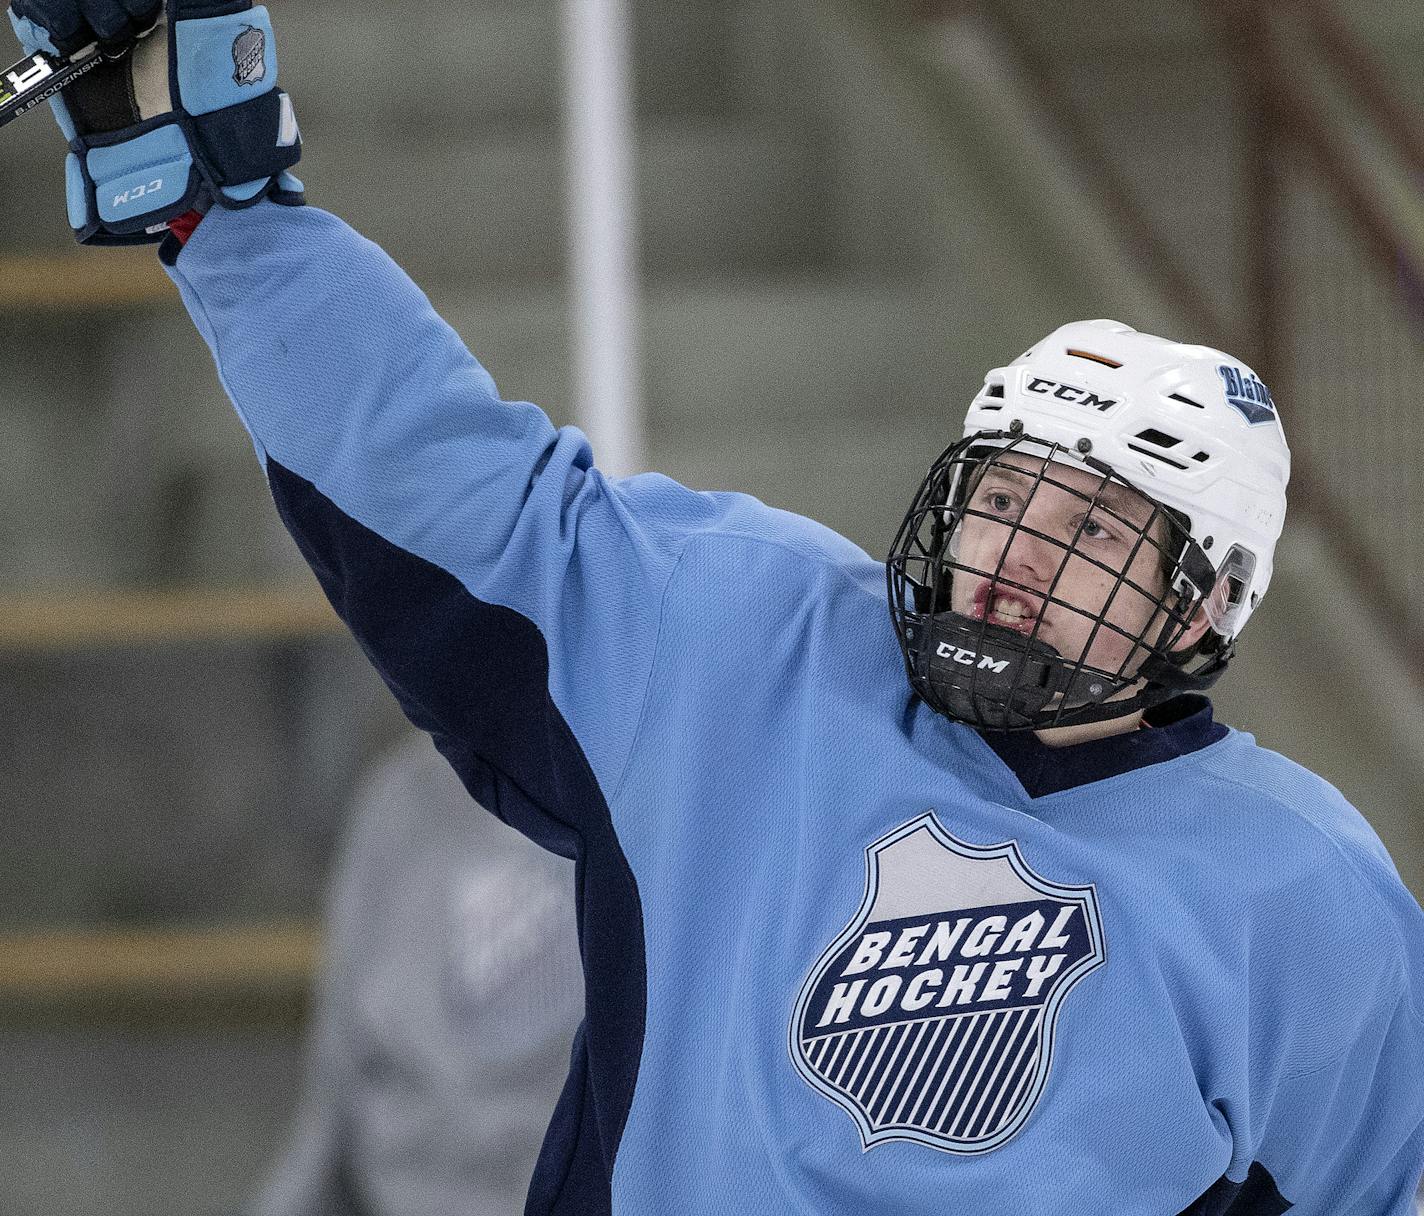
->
xmin=788 ymin=812 xmax=1106 ymax=1154
xmin=113 ymin=177 xmax=165 ymax=210
xmin=232 ymin=26 xmax=267 ymax=87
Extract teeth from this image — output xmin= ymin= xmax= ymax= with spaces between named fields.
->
xmin=991 ymin=596 xmax=1025 ymax=620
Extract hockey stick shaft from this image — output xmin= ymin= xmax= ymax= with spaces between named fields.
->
xmin=0 ymin=48 xmax=104 ymax=131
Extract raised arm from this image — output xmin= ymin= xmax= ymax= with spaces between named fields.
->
xmin=5 ymin=0 xmax=771 ymax=847
xmin=168 ymin=202 xmax=711 ymax=843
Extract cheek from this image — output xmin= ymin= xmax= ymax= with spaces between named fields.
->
xmin=1059 ymin=553 xmax=1158 ymax=627
xmin=953 ymin=517 xmax=1011 ymax=569
xmin=948 ymin=520 xmax=1008 ymax=610
xmin=1119 ymin=550 xmax=1169 ymax=617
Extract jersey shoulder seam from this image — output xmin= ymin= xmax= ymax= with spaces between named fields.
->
xmin=605 ymin=523 xmax=873 ymax=808
xmin=682 ymin=523 xmax=876 ymax=592
xmin=605 ymin=538 xmax=697 ymax=809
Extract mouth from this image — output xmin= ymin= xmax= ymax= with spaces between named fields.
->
xmin=970 ymin=581 xmax=1047 ymax=637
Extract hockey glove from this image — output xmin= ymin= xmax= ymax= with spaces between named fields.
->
xmin=8 ymin=0 xmax=303 ymax=245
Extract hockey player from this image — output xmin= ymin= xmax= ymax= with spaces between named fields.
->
xmin=11 ymin=2 xmax=1423 ymax=1213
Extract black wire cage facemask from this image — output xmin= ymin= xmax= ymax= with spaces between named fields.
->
xmin=886 ymin=431 xmax=1232 ymax=732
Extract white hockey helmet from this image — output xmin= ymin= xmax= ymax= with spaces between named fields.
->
xmin=963 ymin=319 xmax=1290 ymax=640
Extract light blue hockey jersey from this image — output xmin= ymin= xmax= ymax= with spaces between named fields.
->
xmin=165 ymin=203 xmax=1424 ymax=1216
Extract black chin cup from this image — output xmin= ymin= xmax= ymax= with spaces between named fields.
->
xmin=900 ymin=612 xmax=1123 ymax=731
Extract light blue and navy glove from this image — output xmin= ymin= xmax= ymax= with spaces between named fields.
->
xmin=8 ymin=0 xmax=303 ymax=245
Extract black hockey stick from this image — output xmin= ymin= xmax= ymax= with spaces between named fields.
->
xmin=0 ymin=47 xmax=105 ymax=131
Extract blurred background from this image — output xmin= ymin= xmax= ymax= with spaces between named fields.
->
xmin=1 ymin=0 xmax=1421 ymax=1212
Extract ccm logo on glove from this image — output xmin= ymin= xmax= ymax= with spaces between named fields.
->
xmin=114 ymin=177 xmax=164 ymax=207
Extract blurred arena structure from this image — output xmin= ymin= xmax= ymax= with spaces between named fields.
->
xmin=0 ymin=0 xmax=1421 ymax=1212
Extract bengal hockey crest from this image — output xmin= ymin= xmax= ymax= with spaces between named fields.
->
xmin=789 ymin=812 xmax=1105 ymax=1154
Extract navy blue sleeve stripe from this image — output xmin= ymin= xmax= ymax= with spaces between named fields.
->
xmin=1177 ymin=1161 xmax=1292 ymax=1215
xmin=268 ymin=459 xmax=584 ymax=839
xmin=267 ymin=458 xmax=645 ymax=1215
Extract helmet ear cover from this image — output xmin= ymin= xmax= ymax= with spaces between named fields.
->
xmin=888 ymin=432 xmax=1230 ymax=732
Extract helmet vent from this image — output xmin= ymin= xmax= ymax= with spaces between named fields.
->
xmin=1192 ymin=450 xmax=1210 ymax=463
xmin=1134 ymin=427 xmax=1180 ymax=448
xmin=1168 ymin=392 xmax=1206 ymax=409
xmin=987 ymin=383 xmax=1004 ymax=397
xmin=1066 ymin=348 xmax=1123 ymax=368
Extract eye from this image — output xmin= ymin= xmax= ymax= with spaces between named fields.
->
xmin=982 ymin=489 xmax=1017 ymax=514
xmin=1079 ymin=515 xmax=1117 ymax=542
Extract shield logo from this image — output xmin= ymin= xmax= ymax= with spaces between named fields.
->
xmin=232 ymin=26 xmax=267 ymax=87
xmin=789 ymin=812 xmax=1106 ymax=1154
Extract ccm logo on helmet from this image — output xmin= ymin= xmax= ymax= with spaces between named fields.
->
xmin=1025 ymin=378 xmax=1118 ymax=412
xmin=936 ymin=643 xmax=1011 ymax=673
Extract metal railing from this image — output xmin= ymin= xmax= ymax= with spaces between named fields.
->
xmin=0 ymin=921 xmax=318 ymax=1028
xmin=0 ymin=583 xmax=340 ymax=650
xmin=895 ymin=0 xmax=1424 ymax=688
xmin=1195 ymin=0 xmax=1424 ymax=683
xmin=0 ymin=250 xmax=172 ymax=308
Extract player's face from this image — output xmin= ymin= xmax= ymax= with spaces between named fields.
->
xmin=947 ymin=452 xmax=1177 ymax=678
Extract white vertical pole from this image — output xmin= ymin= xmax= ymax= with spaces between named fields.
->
xmin=562 ymin=0 xmax=644 ymax=478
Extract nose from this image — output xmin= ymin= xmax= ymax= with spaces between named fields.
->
xmin=997 ymin=511 xmax=1060 ymax=585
